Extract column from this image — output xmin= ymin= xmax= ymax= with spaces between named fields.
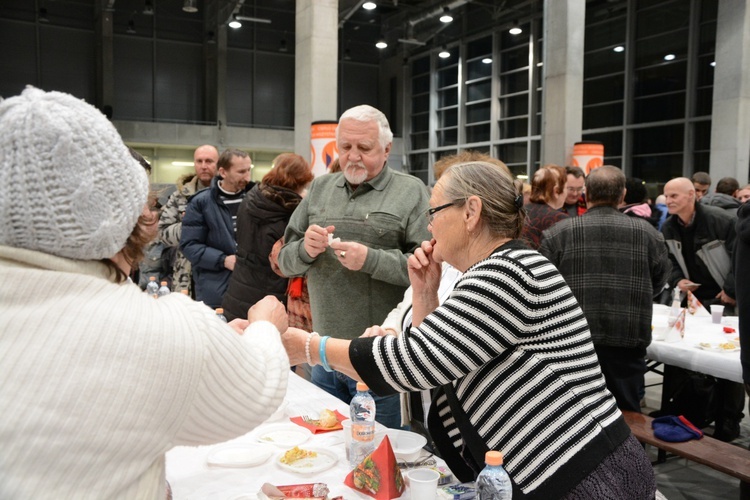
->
xmin=541 ymin=0 xmax=585 ymax=167
xmin=295 ymin=0 xmax=339 ymax=160
xmin=709 ymin=0 xmax=750 ymax=183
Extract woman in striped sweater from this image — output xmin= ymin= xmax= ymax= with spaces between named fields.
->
xmin=284 ymin=161 xmax=655 ymax=499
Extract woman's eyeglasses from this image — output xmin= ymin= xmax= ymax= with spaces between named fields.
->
xmin=425 ymin=202 xmax=456 ymax=224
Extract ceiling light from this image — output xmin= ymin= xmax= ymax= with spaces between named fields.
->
xmin=229 ymin=15 xmax=242 ymax=29
xmin=509 ymin=22 xmax=522 ymax=35
xmin=127 ymin=20 xmax=136 ymax=34
xmin=143 ymin=1 xmax=154 ymax=15
xmin=663 ymin=53 xmax=676 ymax=61
xmin=438 ymin=46 xmax=450 ymax=58
xmin=363 ymin=1 xmax=377 ymax=9
xmin=183 ymin=0 xmax=198 ymax=13
xmin=482 ymin=57 xmax=492 ymax=64
xmin=710 ymin=61 xmax=716 ymax=67
xmin=38 ymin=7 xmax=49 ymax=22
xmin=439 ymin=7 xmax=453 ymax=23
xmin=375 ymin=39 xmax=388 ymax=49
xmin=613 ymin=45 xmax=624 ymax=53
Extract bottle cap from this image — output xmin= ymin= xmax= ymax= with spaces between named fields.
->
xmin=161 ymin=281 xmax=168 ymax=286
xmin=216 ymin=308 xmax=224 ymax=314
xmin=485 ymin=450 xmax=503 ymax=466
xmin=149 ymin=276 xmax=156 ymax=281
xmin=356 ymin=382 xmax=369 ymax=392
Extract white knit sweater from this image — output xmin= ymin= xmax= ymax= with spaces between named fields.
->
xmin=0 ymin=246 xmax=289 ymax=499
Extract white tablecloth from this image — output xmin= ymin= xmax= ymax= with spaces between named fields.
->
xmin=166 ymin=373 xmax=443 ymax=499
xmin=646 ymin=306 xmax=741 ymax=383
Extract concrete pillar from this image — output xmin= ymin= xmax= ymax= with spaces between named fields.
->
xmin=709 ymin=0 xmax=750 ymax=183
xmin=541 ymin=0 xmax=585 ymax=167
xmin=295 ymin=0 xmax=339 ymax=160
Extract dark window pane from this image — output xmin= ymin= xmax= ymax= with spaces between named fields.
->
xmin=412 ymin=113 xmax=429 ymax=133
xmin=582 ymin=131 xmax=623 ymax=157
xmin=696 ymin=55 xmax=715 ymax=87
xmin=701 ymin=0 xmax=719 ymax=22
xmin=636 ymin=1 xmax=690 ymax=39
xmin=412 ymin=94 xmax=429 ymax=113
xmin=699 ymin=22 xmax=717 ymax=54
xmin=584 ymin=74 xmax=625 ymax=105
xmin=633 ymin=92 xmax=685 ymax=122
xmin=585 ymin=16 xmax=626 ymax=52
xmin=467 ymin=59 xmax=492 ymax=80
xmin=466 ymin=124 xmax=490 ymax=143
xmin=499 ymin=94 xmax=529 ymax=118
xmin=466 ymin=102 xmax=491 ymax=124
xmin=634 ymin=62 xmax=687 ymax=96
xmin=412 ymin=57 xmax=429 ymax=75
xmin=499 ymin=118 xmax=528 ymax=138
xmin=500 ymin=45 xmax=528 ymax=72
xmin=412 ymin=74 xmax=429 ymax=94
xmin=632 ymin=153 xmax=683 ymax=183
xmin=408 ymin=153 xmax=428 ymax=170
xmin=439 ymin=128 xmax=458 ymax=146
xmin=467 ymin=80 xmax=492 ymax=101
xmin=500 ymin=71 xmax=529 ymax=94
xmin=438 ymin=88 xmax=458 ymax=107
xmin=693 ymin=121 xmax=711 ymax=151
xmin=694 ymin=152 xmax=710 ymax=173
xmin=436 ymin=149 xmax=458 ymax=160
xmin=696 ymin=88 xmax=713 ymax=116
xmin=467 ymin=36 xmax=492 ymax=59
xmin=438 ymin=108 xmax=458 ymax=128
xmin=633 ymin=124 xmax=684 ymax=155
xmin=584 ymin=49 xmax=626 ymax=79
xmin=582 ymin=103 xmax=624 ymax=129
xmin=437 ymin=67 xmax=458 ymax=88
xmin=411 ymin=132 xmax=429 ymax=150
xmin=635 ymin=31 xmax=688 ymax=68
xmin=497 ymin=142 xmax=527 ymax=164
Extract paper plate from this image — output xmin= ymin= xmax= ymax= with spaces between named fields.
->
xmin=206 ymin=444 xmax=274 ymax=468
xmin=255 ymin=423 xmax=312 ymax=447
xmin=276 ymin=447 xmax=338 ymax=474
xmin=695 ymin=343 xmax=740 ymax=353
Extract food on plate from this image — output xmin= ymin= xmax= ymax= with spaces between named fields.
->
xmin=318 ymin=409 xmax=338 ymax=428
xmin=719 ymin=342 xmax=737 ymax=350
xmin=352 ymin=456 xmax=381 ymax=494
xmin=699 ymin=342 xmax=712 ymax=349
xmin=280 ymin=447 xmax=317 ymax=465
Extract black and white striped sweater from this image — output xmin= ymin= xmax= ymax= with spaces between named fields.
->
xmin=350 ymin=242 xmax=629 ymax=498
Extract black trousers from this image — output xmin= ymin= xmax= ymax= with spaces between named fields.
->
xmin=594 ymin=344 xmax=647 ymax=413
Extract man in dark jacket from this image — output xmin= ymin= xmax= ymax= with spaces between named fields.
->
xmin=180 ymin=149 xmax=253 ymax=308
xmin=662 ymin=177 xmax=743 ymax=441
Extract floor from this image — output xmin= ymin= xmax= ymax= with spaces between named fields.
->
xmin=642 ymin=370 xmax=749 ymax=499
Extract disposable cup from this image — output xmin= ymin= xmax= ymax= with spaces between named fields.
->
xmin=711 ymin=304 xmax=725 ymax=324
xmin=406 ymin=468 xmax=440 ymax=499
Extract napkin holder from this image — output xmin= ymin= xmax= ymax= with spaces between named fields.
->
xmin=344 ymin=435 xmax=405 ymax=499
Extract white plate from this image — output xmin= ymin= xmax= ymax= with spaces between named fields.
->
xmin=255 ymin=423 xmax=312 ymax=447
xmin=276 ymin=447 xmax=338 ymax=474
xmin=206 ymin=444 xmax=274 ymax=468
xmin=695 ymin=343 xmax=740 ymax=353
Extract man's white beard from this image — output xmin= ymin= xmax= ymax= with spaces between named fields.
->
xmin=343 ymin=163 xmax=367 ymax=185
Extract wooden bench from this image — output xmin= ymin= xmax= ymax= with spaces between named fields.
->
xmin=622 ymin=410 xmax=750 ymax=482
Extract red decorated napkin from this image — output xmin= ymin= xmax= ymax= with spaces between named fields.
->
xmin=344 ymin=435 xmax=405 ymax=499
xmin=687 ymin=291 xmax=710 ymax=317
xmin=290 ymin=410 xmax=347 ymax=433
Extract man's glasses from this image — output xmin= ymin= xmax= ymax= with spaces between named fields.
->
xmin=426 ymin=202 xmax=456 ymax=224
xmin=566 ymin=187 xmax=584 ymax=193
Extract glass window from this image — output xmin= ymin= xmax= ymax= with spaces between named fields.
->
xmin=633 ymin=92 xmax=686 ymax=122
xmin=408 ymin=153 xmax=428 ymax=173
xmin=698 ymin=22 xmax=717 ymax=54
xmin=500 ymin=45 xmax=529 ymax=72
xmin=437 ymin=67 xmax=458 ymax=88
xmin=693 ymin=120 xmax=711 ymax=151
xmin=500 ymin=71 xmax=529 ymax=94
xmin=412 ymin=75 xmax=429 ymax=94
xmin=584 ymin=48 xmax=626 ymax=79
xmin=500 ymin=25 xmax=530 ymax=49
xmin=438 ymin=128 xmax=458 ymax=146
xmin=412 ymin=94 xmax=429 ymax=114
xmin=582 ymin=102 xmax=624 ymax=129
xmin=585 ymin=16 xmax=626 ymax=52
xmin=438 ymin=108 xmax=458 ymax=129
xmin=412 ymin=57 xmax=429 ymax=75
xmin=636 ymin=1 xmax=690 ymax=39
xmin=438 ymin=88 xmax=458 ymax=108
xmin=634 ymin=62 xmax=687 ymax=97
xmin=497 ymin=142 xmax=527 ymax=164
xmin=696 ymin=55 xmax=715 ymax=87
xmin=467 ymin=36 xmax=492 ymax=59
xmin=467 ymin=80 xmax=492 ymax=102
xmin=437 ymin=48 xmax=458 ymax=69
xmin=466 ymin=124 xmax=490 ymax=143
xmin=411 ymin=133 xmax=429 ymax=151
xmin=499 ymin=94 xmax=528 ymax=118
xmin=412 ymin=113 xmax=429 ymax=133
xmin=632 ymin=153 xmax=683 ymax=182
xmin=498 ymin=117 xmax=528 ymax=139
xmin=467 ymin=59 xmax=492 ymax=80
xmin=466 ymin=102 xmax=491 ymax=124
xmin=635 ymin=31 xmax=688 ymax=69
xmin=633 ymin=124 xmax=684 ymax=155
xmin=583 ymin=74 xmax=625 ymax=105
xmin=582 ymin=131 xmax=623 ymax=158
xmin=696 ymin=88 xmax=713 ymax=116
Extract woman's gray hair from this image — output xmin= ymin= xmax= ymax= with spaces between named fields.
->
xmin=441 ymin=161 xmax=525 ymax=239
xmin=337 ymin=105 xmax=394 ymax=149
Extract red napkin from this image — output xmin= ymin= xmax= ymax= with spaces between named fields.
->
xmin=290 ymin=410 xmax=347 ymax=433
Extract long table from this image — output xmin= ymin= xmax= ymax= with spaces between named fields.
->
xmin=646 ymin=306 xmax=742 ymax=383
xmin=166 ymin=373 xmax=444 ymax=499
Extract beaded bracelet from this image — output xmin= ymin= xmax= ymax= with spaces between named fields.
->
xmin=305 ymin=332 xmax=318 ymax=366
xmin=318 ymin=335 xmax=333 ymax=372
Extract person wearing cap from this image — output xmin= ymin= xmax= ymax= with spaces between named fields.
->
xmin=0 ymin=87 xmax=290 ymax=499
xmin=282 ymin=161 xmax=656 ymax=499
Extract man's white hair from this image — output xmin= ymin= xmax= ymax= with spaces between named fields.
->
xmin=337 ymin=105 xmax=393 ymax=149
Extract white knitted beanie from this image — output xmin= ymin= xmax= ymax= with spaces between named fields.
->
xmin=0 ymin=86 xmax=149 ymax=260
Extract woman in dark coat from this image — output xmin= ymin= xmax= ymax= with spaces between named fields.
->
xmin=520 ymin=164 xmax=569 ymax=249
xmin=222 ymin=153 xmax=313 ymax=321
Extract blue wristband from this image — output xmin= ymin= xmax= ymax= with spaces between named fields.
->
xmin=318 ymin=335 xmax=333 ymax=372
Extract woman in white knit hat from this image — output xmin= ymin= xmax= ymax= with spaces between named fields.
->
xmin=0 ymin=87 xmax=290 ymax=499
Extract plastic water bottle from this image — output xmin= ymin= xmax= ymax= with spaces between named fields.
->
xmin=157 ymin=281 xmax=171 ymax=297
xmin=146 ymin=276 xmax=159 ymax=297
xmin=215 ymin=308 xmax=227 ymax=322
xmin=349 ymin=382 xmax=376 ymax=468
xmin=477 ymin=451 xmax=512 ymax=499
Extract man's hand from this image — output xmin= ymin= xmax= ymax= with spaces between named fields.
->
xmin=330 ymin=241 xmax=368 ymax=271
xmin=360 ymin=325 xmax=397 ymax=338
xmin=716 ymin=290 xmax=737 ymax=306
xmin=224 ymin=254 xmax=236 ymax=271
xmin=304 ymin=224 xmax=335 ymax=258
xmin=676 ymin=279 xmax=700 ymax=293
xmin=248 ymin=296 xmax=288 ymax=334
